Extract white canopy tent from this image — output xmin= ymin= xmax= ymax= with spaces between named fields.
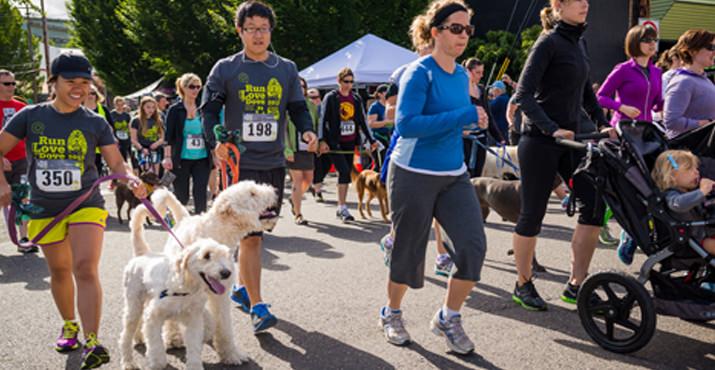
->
xmin=300 ymin=34 xmax=418 ymax=89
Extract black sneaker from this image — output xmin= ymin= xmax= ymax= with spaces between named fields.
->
xmin=315 ymin=191 xmax=325 ymax=203
xmin=512 ymin=280 xmax=547 ymax=311
xmin=560 ymin=282 xmax=605 ymax=307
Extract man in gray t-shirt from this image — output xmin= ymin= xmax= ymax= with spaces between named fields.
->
xmin=200 ymin=1 xmax=318 ymax=334
xmin=4 ymin=103 xmax=116 ymax=218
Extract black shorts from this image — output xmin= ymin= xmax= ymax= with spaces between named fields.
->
xmin=4 ymin=158 xmax=28 ymax=184
xmin=239 ymin=166 xmax=286 ymax=217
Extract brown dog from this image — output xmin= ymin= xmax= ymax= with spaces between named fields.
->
xmin=114 ymin=172 xmax=162 ymax=224
xmin=471 ymin=176 xmax=562 ymax=273
xmin=352 ymin=168 xmax=389 ymax=222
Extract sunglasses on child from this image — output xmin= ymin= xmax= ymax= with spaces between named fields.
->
xmin=437 ymin=23 xmax=475 ymax=37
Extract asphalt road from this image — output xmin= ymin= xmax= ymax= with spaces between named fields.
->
xmin=1 ymin=176 xmax=713 ymax=370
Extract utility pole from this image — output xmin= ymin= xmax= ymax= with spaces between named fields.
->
xmin=40 ymin=0 xmax=51 ymax=80
xmin=23 ymin=3 xmax=39 ymax=103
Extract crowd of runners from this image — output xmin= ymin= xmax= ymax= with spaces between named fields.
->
xmin=0 ymin=0 xmax=714 ymax=368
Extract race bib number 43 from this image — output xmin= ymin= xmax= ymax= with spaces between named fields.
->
xmin=35 ymin=160 xmax=82 ymax=192
xmin=185 ymin=134 xmax=205 ymax=150
xmin=243 ymin=114 xmax=278 ymax=142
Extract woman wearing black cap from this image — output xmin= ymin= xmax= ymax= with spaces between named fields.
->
xmin=0 ymin=52 xmax=146 ymax=369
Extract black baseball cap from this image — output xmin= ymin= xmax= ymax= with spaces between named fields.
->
xmin=50 ymin=52 xmax=93 ymax=80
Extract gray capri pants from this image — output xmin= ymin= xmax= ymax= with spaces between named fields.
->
xmin=388 ymin=163 xmax=487 ymax=289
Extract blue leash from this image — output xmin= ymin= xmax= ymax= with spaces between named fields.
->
xmin=468 ymin=136 xmax=520 ymax=173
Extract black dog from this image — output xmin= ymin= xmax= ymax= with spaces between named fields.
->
xmin=113 ymin=172 xmax=162 ymax=224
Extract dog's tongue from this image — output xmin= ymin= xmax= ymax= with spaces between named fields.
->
xmin=208 ymin=277 xmax=226 ymax=295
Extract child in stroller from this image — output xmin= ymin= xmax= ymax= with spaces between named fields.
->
xmin=619 ymin=149 xmax=715 ymax=287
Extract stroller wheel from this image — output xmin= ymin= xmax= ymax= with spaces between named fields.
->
xmin=577 ymin=271 xmax=656 ymax=353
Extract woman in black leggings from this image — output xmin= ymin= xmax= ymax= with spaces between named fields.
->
xmin=163 ymin=73 xmax=212 ymax=214
xmin=511 ymin=0 xmax=613 ymax=311
xmin=320 ymin=67 xmax=376 ymax=222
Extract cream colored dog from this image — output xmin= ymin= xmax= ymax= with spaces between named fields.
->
xmin=149 ymin=181 xmax=277 ymax=354
xmin=120 ymin=205 xmax=239 ymax=370
xmin=481 ymin=145 xmax=519 ymax=178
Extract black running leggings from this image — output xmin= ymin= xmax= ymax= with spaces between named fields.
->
xmin=172 ymin=158 xmax=211 ymax=214
xmin=515 ymin=134 xmax=605 ymax=237
xmin=329 ymin=144 xmax=355 ymax=184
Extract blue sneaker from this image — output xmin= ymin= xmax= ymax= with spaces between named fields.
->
xmin=251 ymin=303 xmax=277 ymax=333
xmin=617 ymin=230 xmax=636 ymax=265
xmin=230 ymin=285 xmax=251 ymax=314
xmin=561 ymin=194 xmax=570 ymax=211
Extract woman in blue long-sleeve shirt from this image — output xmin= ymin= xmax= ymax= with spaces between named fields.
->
xmin=378 ymin=0 xmax=488 ymax=355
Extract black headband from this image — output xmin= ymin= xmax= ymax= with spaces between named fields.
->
xmin=429 ymin=3 xmax=468 ymax=28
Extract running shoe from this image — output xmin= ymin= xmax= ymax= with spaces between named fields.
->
xmin=55 ymin=320 xmax=81 ymax=353
xmin=230 ymin=285 xmax=251 ymax=314
xmin=80 ymin=333 xmax=110 ymax=369
xmin=434 ymin=253 xmax=453 ymax=277
xmin=560 ymin=194 xmax=570 ymax=211
xmin=380 ymin=233 xmax=394 ymax=267
xmin=294 ymin=214 xmax=307 ymax=225
xmin=617 ymin=230 xmax=636 ymax=265
xmin=336 ymin=207 xmax=354 ymax=223
xmin=17 ymin=237 xmax=39 ymax=254
xmin=598 ymin=224 xmax=619 ymax=246
xmin=251 ymin=303 xmax=277 ymax=333
xmin=379 ymin=308 xmax=411 ymax=346
xmin=430 ymin=310 xmax=474 ymax=354
xmin=315 ymin=190 xmax=325 ymax=203
xmin=560 ymin=282 xmax=605 ymax=308
xmin=512 ymin=280 xmax=547 ymax=311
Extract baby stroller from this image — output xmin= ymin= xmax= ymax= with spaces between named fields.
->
xmin=562 ymin=121 xmax=715 ymax=353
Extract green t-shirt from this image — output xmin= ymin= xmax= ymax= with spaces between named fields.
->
xmin=5 ymin=103 xmax=117 ymax=218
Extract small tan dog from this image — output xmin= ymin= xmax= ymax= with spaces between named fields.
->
xmin=352 ymin=168 xmax=389 ymax=222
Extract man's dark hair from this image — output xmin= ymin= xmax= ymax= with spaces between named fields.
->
xmin=235 ymin=1 xmax=276 ymax=29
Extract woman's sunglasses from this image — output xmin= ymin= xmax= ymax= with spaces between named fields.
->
xmin=187 ymin=84 xmax=201 ymax=90
xmin=437 ymin=23 xmax=475 ymax=37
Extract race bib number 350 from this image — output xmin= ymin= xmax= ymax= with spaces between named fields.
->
xmin=242 ymin=114 xmax=278 ymax=142
xmin=35 ymin=160 xmax=82 ymax=192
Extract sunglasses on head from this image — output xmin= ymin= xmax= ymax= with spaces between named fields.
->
xmin=437 ymin=23 xmax=475 ymax=37
xmin=640 ymin=37 xmax=659 ymax=43
xmin=187 ymin=84 xmax=201 ymax=90
xmin=1 ymin=81 xmax=17 ymax=86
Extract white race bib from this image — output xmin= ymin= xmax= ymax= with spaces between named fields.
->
xmin=116 ymin=130 xmax=129 ymax=140
xmin=242 ymin=114 xmax=278 ymax=142
xmin=340 ymin=121 xmax=356 ymax=136
xmin=35 ymin=160 xmax=81 ymax=192
xmin=185 ymin=134 xmax=205 ymax=150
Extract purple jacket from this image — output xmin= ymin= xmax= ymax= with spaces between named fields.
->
xmin=597 ymin=59 xmax=663 ymax=126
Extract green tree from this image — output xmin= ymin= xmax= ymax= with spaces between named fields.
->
xmin=69 ymin=0 xmax=160 ymax=95
xmin=0 ymin=0 xmax=42 ymax=100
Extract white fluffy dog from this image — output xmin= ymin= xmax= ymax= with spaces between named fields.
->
xmin=148 ymin=181 xmax=277 ymax=354
xmin=155 ymin=180 xmax=279 ymax=256
xmin=119 ymin=205 xmax=241 ymax=370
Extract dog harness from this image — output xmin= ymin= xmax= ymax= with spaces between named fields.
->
xmin=158 ymin=290 xmax=190 ymax=299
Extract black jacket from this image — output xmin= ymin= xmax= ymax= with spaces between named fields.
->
xmin=164 ymin=101 xmax=212 ymax=169
xmin=320 ymin=90 xmax=374 ymax=149
xmin=515 ymin=21 xmax=608 ymax=137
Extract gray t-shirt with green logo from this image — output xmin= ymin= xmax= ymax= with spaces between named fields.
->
xmin=4 ymin=103 xmax=117 ymax=218
xmin=204 ymin=52 xmax=304 ymax=170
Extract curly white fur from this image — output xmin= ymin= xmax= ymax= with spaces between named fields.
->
xmin=140 ymin=181 xmax=277 ymax=364
xmin=120 ymin=205 xmax=244 ymax=370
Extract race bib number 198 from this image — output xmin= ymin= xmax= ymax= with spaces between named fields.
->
xmin=35 ymin=160 xmax=82 ymax=192
xmin=242 ymin=114 xmax=278 ymax=142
